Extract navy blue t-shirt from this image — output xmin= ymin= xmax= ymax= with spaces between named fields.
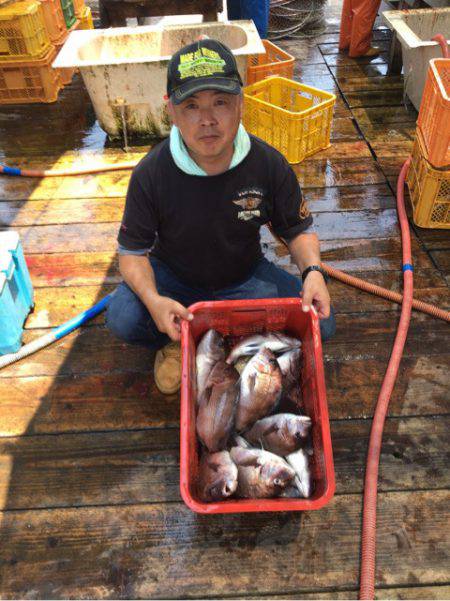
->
xmin=118 ymin=135 xmax=312 ymax=290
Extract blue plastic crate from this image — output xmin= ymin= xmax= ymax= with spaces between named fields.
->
xmin=0 ymin=265 xmax=23 ymax=354
xmin=0 ymin=232 xmax=34 ymax=355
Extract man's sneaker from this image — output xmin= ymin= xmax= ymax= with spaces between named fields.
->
xmin=154 ymin=341 xmax=182 ymax=395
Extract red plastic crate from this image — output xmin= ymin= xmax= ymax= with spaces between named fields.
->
xmin=180 ymin=298 xmax=335 ymax=514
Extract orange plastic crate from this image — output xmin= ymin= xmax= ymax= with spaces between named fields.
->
xmin=246 ymin=39 xmax=294 ymax=85
xmin=417 ymin=58 xmax=450 ymax=169
xmin=406 ymin=130 xmax=450 ymax=229
xmin=71 ymin=0 xmax=83 ymax=17
xmin=0 ymin=46 xmax=62 ymax=103
xmin=0 ymin=0 xmax=51 ymax=61
xmin=39 ymin=0 xmax=66 ymax=43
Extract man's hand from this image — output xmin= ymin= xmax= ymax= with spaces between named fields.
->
xmin=301 ymin=271 xmax=330 ymax=319
xmin=148 ymin=295 xmax=193 ymax=341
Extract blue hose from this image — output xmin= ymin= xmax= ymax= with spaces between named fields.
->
xmin=0 ymin=292 xmax=114 ymax=368
xmin=54 ymin=293 xmax=113 ymax=339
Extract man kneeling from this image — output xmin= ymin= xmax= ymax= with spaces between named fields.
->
xmin=107 ymin=39 xmax=336 ymax=394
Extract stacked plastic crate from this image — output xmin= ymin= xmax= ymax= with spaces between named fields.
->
xmin=407 ymin=58 xmax=450 ymax=229
xmin=244 ymin=40 xmax=336 ymax=165
xmin=0 ymin=0 xmax=92 ymax=104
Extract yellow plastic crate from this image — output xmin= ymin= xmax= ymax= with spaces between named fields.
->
xmin=0 ymin=46 xmax=62 ymax=103
xmin=243 ymin=76 xmax=336 ymax=164
xmin=0 ymin=0 xmax=51 ymax=61
xmin=406 ymin=130 xmax=450 ymax=229
xmin=78 ymin=4 xmax=92 ymax=29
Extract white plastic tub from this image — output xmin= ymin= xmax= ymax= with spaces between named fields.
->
xmin=53 ymin=21 xmax=264 ymax=139
xmin=382 ymin=8 xmax=450 ymax=110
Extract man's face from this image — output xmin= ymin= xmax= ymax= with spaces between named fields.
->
xmin=167 ymin=89 xmax=243 ymax=160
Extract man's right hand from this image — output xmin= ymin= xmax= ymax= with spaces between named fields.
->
xmin=148 ymin=295 xmax=194 ymax=341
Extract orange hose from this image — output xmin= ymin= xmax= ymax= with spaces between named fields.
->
xmin=359 ymin=158 xmax=413 ymax=599
xmin=321 ymin=263 xmax=450 ymax=322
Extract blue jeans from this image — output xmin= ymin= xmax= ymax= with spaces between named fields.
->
xmin=106 ymin=257 xmax=336 ymax=350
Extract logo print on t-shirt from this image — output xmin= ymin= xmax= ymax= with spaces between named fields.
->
xmin=232 ymin=188 xmax=265 ymax=222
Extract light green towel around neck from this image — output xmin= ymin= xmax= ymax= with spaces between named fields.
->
xmin=169 ymin=123 xmax=251 ymax=176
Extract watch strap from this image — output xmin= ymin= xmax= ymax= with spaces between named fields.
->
xmin=301 ymin=265 xmax=329 ymax=283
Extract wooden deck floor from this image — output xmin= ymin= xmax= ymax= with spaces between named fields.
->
xmin=0 ymin=3 xmax=449 ymax=598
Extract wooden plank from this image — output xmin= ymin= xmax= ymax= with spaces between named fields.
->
xmin=277 ymin=39 xmax=326 ymax=64
xmin=0 ymin=347 xmax=448 ymax=427
xmin=294 ymin=159 xmax=385 ymax=188
xmin=243 ymin=585 xmax=450 ymax=599
xmin=0 ymin=197 xmax=125 ymax=227
xmin=315 ymin=30 xmax=391 ymax=45
xmin=26 ymin=252 xmax=119 ymax=288
xmin=24 ymin=236 xmax=435 ymax=290
xmin=329 ymin=62 xmax=389 ymax=77
xmin=22 ymin=268 xmax=448 ymax=329
xmin=0 ymin=172 xmax=132 ymax=201
xmin=351 ymin=107 xmax=417 ymax=127
xmin=412 ymin=227 xmax=450 ymax=252
xmin=0 ymin=142 xmax=377 ymax=203
xmin=324 ymin=52 xmax=388 ymax=67
xmin=430 ymin=251 xmax=450 ymax=285
xmin=319 ymin=40 xmax=390 ymax=56
xmin=264 ymin=233 xmax=436 ymax=273
xmin=25 ymin=285 xmax=116 ymax=329
xmin=0 ymin=327 xmax=152 ymax=379
xmin=8 ymin=312 xmax=447 ymax=380
xmin=310 ymin=141 xmax=371 ymax=160
xmin=10 ymin=223 xmax=119 ymax=254
xmin=293 ymin=64 xmax=337 ymax=93
xmin=0 ymin=491 xmax=447 ymax=598
xmin=0 ymin=417 xmax=448 ymax=510
xmin=305 ymin=184 xmax=395 ymax=212
xmin=330 ymin=118 xmax=361 ymax=142
xmin=10 ymin=208 xmax=402 ymax=255
xmin=343 ymin=89 xmax=405 ymax=108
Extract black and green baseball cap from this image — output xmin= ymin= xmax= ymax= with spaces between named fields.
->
xmin=167 ymin=39 xmax=243 ymax=105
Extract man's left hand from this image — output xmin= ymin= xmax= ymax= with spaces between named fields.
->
xmin=301 ymin=271 xmax=330 ymax=319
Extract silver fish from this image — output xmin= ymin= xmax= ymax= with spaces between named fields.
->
xmin=226 ymin=332 xmax=301 ymax=365
xmin=277 ymin=348 xmax=303 ymax=410
xmin=229 ymin=446 xmax=295 ymax=498
xmin=196 ymin=329 xmax=226 ymax=400
xmin=232 ymin=434 xmax=251 ymax=449
xmin=198 ymin=450 xmax=238 ymax=502
xmin=278 ymin=485 xmax=303 ymax=498
xmin=286 ymin=448 xmax=313 ymax=498
xmin=244 ymin=413 xmax=312 ymax=456
xmin=235 ymin=347 xmax=283 ymax=432
xmin=277 ymin=348 xmax=302 ymax=389
xmin=196 ymin=361 xmax=239 ymax=452
xmin=234 ymin=355 xmax=252 ymax=375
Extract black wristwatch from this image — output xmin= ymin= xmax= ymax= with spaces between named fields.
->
xmin=301 ymin=265 xmax=329 ymax=283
